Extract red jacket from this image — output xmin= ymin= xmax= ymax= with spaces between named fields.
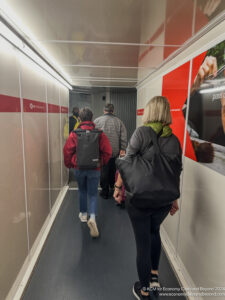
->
xmin=63 ymin=121 xmax=112 ymax=170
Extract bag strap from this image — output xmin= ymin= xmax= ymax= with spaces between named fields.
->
xmin=74 ymin=128 xmax=83 ymax=133
xmin=147 ymin=127 xmax=162 ymax=154
xmin=74 ymin=128 xmax=102 ymax=134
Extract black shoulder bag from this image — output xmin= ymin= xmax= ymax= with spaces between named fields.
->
xmin=116 ymin=127 xmax=181 ymax=209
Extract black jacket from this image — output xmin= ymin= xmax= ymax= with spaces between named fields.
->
xmin=69 ymin=115 xmax=79 ymax=133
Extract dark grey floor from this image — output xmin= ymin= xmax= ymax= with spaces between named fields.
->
xmin=22 ymin=190 xmax=185 ymax=300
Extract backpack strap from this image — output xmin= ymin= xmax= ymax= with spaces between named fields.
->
xmin=74 ymin=128 xmax=83 ymax=134
xmin=74 ymin=128 xmax=102 ymax=134
xmin=91 ymin=129 xmax=102 ymax=134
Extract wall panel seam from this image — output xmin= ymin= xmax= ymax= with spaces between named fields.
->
xmin=46 ymin=83 xmax=52 ymax=215
xmin=18 ymin=56 xmax=30 ymax=254
xmin=192 ymin=0 xmax=197 ymax=36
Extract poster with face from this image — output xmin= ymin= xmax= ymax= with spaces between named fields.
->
xmin=185 ymin=40 xmax=225 ymax=175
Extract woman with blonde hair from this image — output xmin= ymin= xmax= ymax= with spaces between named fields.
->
xmin=114 ymin=96 xmax=182 ymax=300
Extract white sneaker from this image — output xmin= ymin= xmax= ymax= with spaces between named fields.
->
xmin=79 ymin=212 xmax=87 ymax=223
xmin=150 ymin=273 xmax=160 ymax=289
xmin=150 ymin=281 xmax=160 ymax=288
xmin=87 ymin=219 xmax=99 ymax=238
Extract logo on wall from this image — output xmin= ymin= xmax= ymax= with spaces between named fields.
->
xmin=61 ymin=106 xmax=68 ymax=114
xmin=23 ymin=99 xmax=46 ymax=113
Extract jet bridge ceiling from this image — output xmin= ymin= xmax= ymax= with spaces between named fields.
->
xmin=1 ymin=0 xmax=224 ymax=88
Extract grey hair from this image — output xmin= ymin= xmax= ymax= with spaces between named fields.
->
xmin=79 ymin=107 xmax=93 ymax=121
xmin=104 ymin=103 xmax=114 ymax=113
xmin=142 ymin=96 xmax=172 ymax=125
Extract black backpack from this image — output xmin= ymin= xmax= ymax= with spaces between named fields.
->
xmin=75 ymin=128 xmax=102 ymax=169
xmin=116 ymin=127 xmax=182 ymax=209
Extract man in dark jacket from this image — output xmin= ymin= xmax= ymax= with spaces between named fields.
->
xmin=69 ymin=107 xmax=80 ymax=133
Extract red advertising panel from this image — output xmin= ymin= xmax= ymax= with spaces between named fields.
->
xmin=162 ymin=61 xmax=190 ymax=154
xmin=162 ymin=51 xmax=208 ymax=162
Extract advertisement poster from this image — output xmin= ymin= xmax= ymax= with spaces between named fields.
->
xmin=162 ymin=62 xmax=190 ymax=150
xmin=185 ymin=40 xmax=225 ymax=175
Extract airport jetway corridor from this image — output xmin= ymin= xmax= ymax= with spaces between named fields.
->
xmin=1 ymin=1 xmax=225 ymax=299
xmin=22 ymin=190 xmax=183 ymax=300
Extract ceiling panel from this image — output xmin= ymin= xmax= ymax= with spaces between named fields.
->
xmin=65 ymin=66 xmax=139 ymax=79
xmin=40 ymin=42 xmax=180 ymax=67
xmin=40 ymin=43 xmax=141 ymax=66
xmin=73 ymin=80 xmax=137 ymax=88
xmin=4 ymin=0 xmax=142 ymax=42
xmin=2 ymin=0 xmax=225 ymax=88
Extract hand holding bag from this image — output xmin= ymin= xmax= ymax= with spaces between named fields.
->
xmin=116 ymin=127 xmax=181 ymax=209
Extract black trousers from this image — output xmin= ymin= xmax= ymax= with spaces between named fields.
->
xmin=127 ymin=203 xmax=171 ymax=289
xmin=100 ymin=157 xmax=116 ymax=195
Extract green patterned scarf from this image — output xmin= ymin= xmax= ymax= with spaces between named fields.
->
xmin=144 ymin=122 xmax=172 ymax=137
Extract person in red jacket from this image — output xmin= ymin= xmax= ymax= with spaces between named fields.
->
xmin=64 ymin=107 xmax=112 ymax=238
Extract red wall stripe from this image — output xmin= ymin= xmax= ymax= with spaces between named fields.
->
xmin=23 ymin=98 xmax=47 ymax=113
xmin=0 ymin=93 xmax=68 ymax=114
xmin=137 ymin=109 xmax=144 ymax=116
xmin=0 ymin=94 xmax=21 ymax=112
xmin=61 ymin=106 xmax=69 ymax=113
xmin=48 ymin=103 xmax=60 ymax=113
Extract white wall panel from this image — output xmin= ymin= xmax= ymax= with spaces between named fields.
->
xmin=20 ymin=57 xmax=50 ymax=248
xmin=0 ymin=40 xmax=19 ymax=96
xmin=47 ymin=79 xmax=61 ymax=207
xmin=137 ymin=77 xmax=162 ymax=127
xmin=178 ymin=157 xmax=225 ymax=289
xmin=0 ymin=39 xmax=28 ymax=300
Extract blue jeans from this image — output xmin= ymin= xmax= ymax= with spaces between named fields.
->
xmin=74 ymin=169 xmax=100 ymax=215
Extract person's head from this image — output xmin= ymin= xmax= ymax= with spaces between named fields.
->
xmin=104 ymin=103 xmax=114 ymax=114
xmin=142 ymin=96 xmax=172 ymax=125
xmin=79 ymin=107 xmax=93 ymax=122
xmin=72 ymin=107 xmax=79 ymax=117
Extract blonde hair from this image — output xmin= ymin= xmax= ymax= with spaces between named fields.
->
xmin=142 ymin=96 xmax=172 ymax=125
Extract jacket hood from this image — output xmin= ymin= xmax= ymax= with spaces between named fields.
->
xmin=78 ymin=121 xmax=96 ymax=130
